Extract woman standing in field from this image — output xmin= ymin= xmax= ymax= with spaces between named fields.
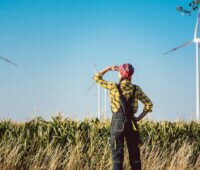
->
xmin=93 ymin=63 xmax=153 ymax=170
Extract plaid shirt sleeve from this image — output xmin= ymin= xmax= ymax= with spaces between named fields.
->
xmin=137 ymin=86 xmax=153 ymax=112
xmin=93 ymin=72 xmax=117 ymax=90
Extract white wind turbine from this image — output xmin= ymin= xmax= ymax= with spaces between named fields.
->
xmin=91 ymin=62 xmax=108 ymax=119
xmin=164 ymin=11 xmax=200 ymax=122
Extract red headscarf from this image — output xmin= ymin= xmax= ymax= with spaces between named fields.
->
xmin=119 ymin=63 xmax=134 ymax=80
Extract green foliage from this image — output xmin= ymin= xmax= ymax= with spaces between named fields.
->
xmin=177 ymin=0 xmax=200 ymax=15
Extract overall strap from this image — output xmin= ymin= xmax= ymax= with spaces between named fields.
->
xmin=117 ymin=84 xmax=137 ymax=116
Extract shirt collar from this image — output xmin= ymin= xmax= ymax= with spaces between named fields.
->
xmin=120 ymin=79 xmax=131 ymax=85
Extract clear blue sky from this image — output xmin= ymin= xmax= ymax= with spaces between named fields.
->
xmin=0 ymin=0 xmax=198 ymax=121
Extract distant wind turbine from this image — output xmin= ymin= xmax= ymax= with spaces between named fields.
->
xmin=163 ymin=11 xmax=200 ymax=122
xmin=93 ymin=62 xmax=107 ymax=119
xmin=85 ymin=61 xmax=108 ymax=119
xmin=0 ymin=56 xmax=18 ymax=67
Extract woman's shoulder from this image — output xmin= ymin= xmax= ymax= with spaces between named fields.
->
xmin=131 ymin=83 xmax=140 ymax=89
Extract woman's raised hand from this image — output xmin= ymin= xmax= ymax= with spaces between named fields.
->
xmin=110 ymin=66 xmax=119 ymax=71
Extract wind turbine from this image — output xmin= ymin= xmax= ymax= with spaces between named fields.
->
xmin=0 ymin=56 xmax=18 ymax=67
xmin=85 ymin=61 xmax=108 ymax=119
xmin=164 ymin=11 xmax=200 ymax=122
xmin=96 ymin=74 xmax=108 ymax=120
xmin=92 ymin=61 xmax=109 ymax=119
xmin=97 ymin=85 xmax=108 ymax=119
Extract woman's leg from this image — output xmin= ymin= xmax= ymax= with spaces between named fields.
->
xmin=109 ymin=113 xmax=126 ymax=170
xmin=109 ymin=133 xmax=125 ymax=170
xmin=125 ymin=121 xmax=142 ymax=170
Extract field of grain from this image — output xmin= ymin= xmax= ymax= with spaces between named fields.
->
xmin=0 ymin=116 xmax=199 ymax=170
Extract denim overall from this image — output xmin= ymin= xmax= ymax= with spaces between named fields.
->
xmin=109 ymin=84 xmax=142 ymax=170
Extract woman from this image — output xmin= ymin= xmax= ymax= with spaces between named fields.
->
xmin=93 ymin=63 xmax=153 ymax=170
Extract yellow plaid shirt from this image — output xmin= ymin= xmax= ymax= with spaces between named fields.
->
xmin=93 ymin=72 xmax=153 ymax=113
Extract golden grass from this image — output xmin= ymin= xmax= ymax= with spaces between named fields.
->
xmin=0 ymin=116 xmax=199 ymax=170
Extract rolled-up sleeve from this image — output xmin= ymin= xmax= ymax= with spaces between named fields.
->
xmin=93 ymin=72 xmax=117 ymax=90
xmin=137 ymin=86 xmax=153 ymax=112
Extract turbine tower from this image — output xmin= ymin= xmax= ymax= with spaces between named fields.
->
xmin=97 ymin=85 xmax=101 ymax=119
xmin=92 ymin=62 xmax=107 ymax=119
xmin=97 ymin=86 xmax=107 ymax=120
xmin=164 ymin=11 xmax=200 ymax=122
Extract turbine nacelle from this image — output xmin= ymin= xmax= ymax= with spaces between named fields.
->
xmin=193 ymin=38 xmax=200 ymax=43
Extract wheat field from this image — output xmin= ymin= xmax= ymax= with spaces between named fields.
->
xmin=0 ymin=116 xmax=199 ymax=170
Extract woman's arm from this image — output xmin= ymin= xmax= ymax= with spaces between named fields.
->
xmin=99 ymin=65 xmax=119 ymax=75
xmin=135 ymin=111 xmax=148 ymax=121
xmin=135 ymin=86 xmax=153 ymax=121
xmin=93 ymin=66 xmax=119 ymax=90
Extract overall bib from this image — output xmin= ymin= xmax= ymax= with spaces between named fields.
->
xmin=109 ymin=84 xmax=142 ymax=170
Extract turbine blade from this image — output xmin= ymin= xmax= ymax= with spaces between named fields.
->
xmin=85 ymin=61 xmax=99 ymax=96
xmin=84 ymin=82 xmax=96 ymax=95
xmin=0 ymin=56 xmax=18 ymax=67
xmin=194 ymin=10 xmax=200 ymax=39
xmin=163 ymin=41 xmax=193 ymax=55
xmin=92 ymin=59 xmax=98 ymax=72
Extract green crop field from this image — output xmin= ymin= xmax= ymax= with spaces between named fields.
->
xmin=0 ymin=116 xmax=199 ymax=170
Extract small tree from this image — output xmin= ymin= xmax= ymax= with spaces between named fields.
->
xmin=177 ymin=0 xmax=200 ymax=15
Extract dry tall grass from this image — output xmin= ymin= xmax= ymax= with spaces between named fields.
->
xmin=0 ymin=116 xmax=199 ymax=170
